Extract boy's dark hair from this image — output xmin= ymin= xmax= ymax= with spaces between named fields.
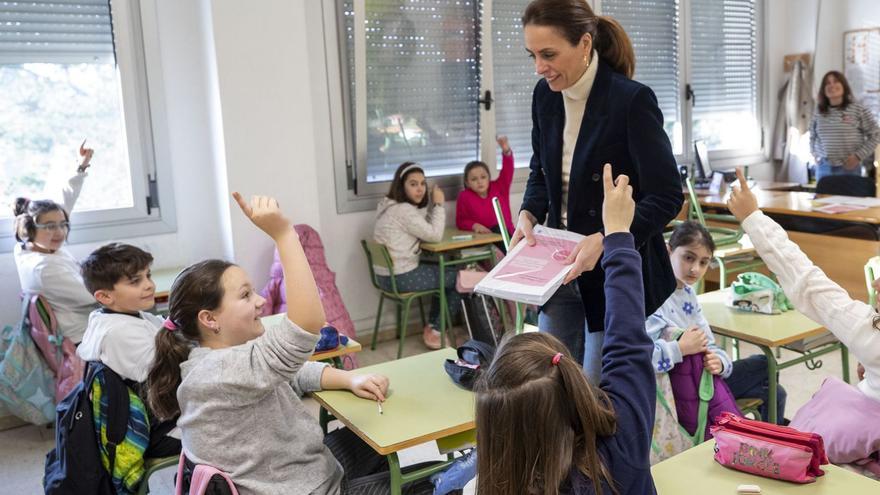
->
xmin=81 ymin=243 xmax=154 ymax=294
xmin=669 ymin=220 xmax=716 ymax=253
xmin=386 ymin=161 xmax=428 ymax=207
xmin=463 ymin=160 xmax=491 ymax=186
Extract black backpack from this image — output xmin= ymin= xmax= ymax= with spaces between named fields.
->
xmin=44 ymin=362 xmax=130 ymax=495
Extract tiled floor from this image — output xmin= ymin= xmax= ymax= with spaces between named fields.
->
xmin=0 ymin=331 xmax=861 ymax=494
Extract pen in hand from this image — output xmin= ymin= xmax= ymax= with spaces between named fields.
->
xmin=377 ymin=400 xmax=383 ymax=415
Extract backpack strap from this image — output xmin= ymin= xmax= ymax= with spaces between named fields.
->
xmin=190 ymin=465 xmax=239 ymax=495
xmin=95 ymin=366 xmax=131 ymax=479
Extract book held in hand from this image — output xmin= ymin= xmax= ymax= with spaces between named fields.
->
xmin=474 ymin=226 xmax=584 ymax=305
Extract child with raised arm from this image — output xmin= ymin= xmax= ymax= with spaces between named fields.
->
xmin=475 ymin=165 xmax=657 ymax=494
xmin=455 ymin=136 xmax=515 ymax=237
xmin=146 ymin=194 xmax=394 ymax=494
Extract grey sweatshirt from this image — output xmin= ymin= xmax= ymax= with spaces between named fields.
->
xmin=177 ymin=317 xmax=341 ymax=495
xmin=372 ymin=197 xmax=445 ymax=276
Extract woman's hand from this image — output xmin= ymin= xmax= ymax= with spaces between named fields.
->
xmin=232 ymin=192 xmax=292 ymax=240
xmin=703 ymin=352 xmax=723 ymax=375
xmin=601 ymin=163 xmax=635 ymax=234
xmin=472 ymin=223 xmax=491 ymax=234
xmin=561 ymin=232 xmax=604 ymax=284
xmin=678 ymin=327 xmax=709 ymax=356
xmin=844 ymin=154 xmax=861 ymax=170
xmin=496 ymin=135 xmax=511 ymax=155
xmin=431 ymin=185 xmax=445 ymax=205
xmin=727 ymin=167 xmax=759 ymax=222
xmin=77 ymin=140 xmax=94 ymax=173
xmin=348 ymin=373 xmax=390 ymax=402
xmin=509 ymin=210 xmax=537 ymax=249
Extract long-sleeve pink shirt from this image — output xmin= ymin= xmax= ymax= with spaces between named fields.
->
xmin=455 ymin=151 xmax=515 ymax=234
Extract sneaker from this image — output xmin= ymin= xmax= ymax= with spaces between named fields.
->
xmin=422 ymin=325 xmax=443 ymax=350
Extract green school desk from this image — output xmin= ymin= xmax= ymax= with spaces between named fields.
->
xmin=260 ymin=313 xmax=362 ymax=367
xmin=652 ymin=440 xmax=880 ymax=494
xmin=312 ymin=348 xmax=475 ymax=494
xmin=420 ymin=229 xmax=503 ymax=345
xmin=697 ymin=289 xmax=850 ymax=424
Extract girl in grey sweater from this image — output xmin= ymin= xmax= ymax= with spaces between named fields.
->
xmin=146 ymin=194 xmax=390 ymax=495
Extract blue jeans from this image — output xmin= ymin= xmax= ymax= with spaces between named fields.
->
xmin=376 ymin=264 xmax=461 ymax=329
xmin=724 ymin=354 xmax=787 ymax=424
xmin=815 ymin=158 xmax=861 ymax=182
xmin=538 ymin=283 xmax=604 ymax=384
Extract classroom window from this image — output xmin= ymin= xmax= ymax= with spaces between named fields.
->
xmin=601 ymin=0 xmax=762 ymax=159
xmin=0 ymin=0 xmax=173 ymax=251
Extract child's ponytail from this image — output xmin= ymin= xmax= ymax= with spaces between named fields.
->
xmin=146 ymin=259 xmax=234 ymax=420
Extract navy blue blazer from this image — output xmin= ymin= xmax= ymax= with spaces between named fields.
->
xmin=520 ymin=59 xmax=683 ymax=332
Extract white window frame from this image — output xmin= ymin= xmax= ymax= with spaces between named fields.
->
xmin=0 ymin=0 xmax=176 ymax=252
xmin=597 ymin=0 xmax=767 ymax=168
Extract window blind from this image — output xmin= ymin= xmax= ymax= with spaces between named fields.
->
xmin=0 ymin=0 xmax=113 ymax=65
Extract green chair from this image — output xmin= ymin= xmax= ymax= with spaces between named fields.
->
xmin=491 ymin=197 xmax=524 ymax=333
xmin=361 ymin=239 xmax=439 ymax=359
xmin=735 ymin=397 xmax=763 ymax=422
xmin=864 ymin=255 xmax=880 ymax=306
xmin=135 ymin=455 xmax=179 ymax=495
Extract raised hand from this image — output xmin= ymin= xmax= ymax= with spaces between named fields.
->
xmin=727 ymin=167 xmax=759 ymax=222
xmin=601 ymin=163 xmax=635 ymax=234
xmin=496 ymin=135 xmax=511 ymax=154
xmin=78 ymin=140 xmax=94 ymax=173
xmin=232 ymin=192 xmax=291 ymax=240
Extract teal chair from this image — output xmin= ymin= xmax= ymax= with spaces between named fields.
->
xmin=361 ymin=240 xmax=440 ymax=359
xmin=491 ymin=197 xmax=525 ymax=333
xmin=135 ymin=455 xmax=179 ymax=495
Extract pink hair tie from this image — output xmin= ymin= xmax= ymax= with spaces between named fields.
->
xmin=163 ymin=318 xmax=178 ymax=332
xmin=551 ymin=353 xmax=563 ymax=366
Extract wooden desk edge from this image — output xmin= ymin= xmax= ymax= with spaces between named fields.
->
xmin=310 ymin=341 xmax=362 ymax=361
xmin=420 ymin=235 xmax=502 ymax=252
xmin=709 ymin=325 xmax=829 ymax=348
xmin=311 ymin=394 xmax=476 ymax=456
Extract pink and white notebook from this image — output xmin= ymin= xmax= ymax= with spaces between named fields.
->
xmin=474 ymin=226 xmax=584 ymax=305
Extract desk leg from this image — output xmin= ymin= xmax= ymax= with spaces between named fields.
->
xmin=388 ymin=452 xmax=403 ymax=495
xmin=761 ymin=346 xmax=779 ymax=425
xmin=438 ymin=254 xmax=447 ymax=347
xmin=841 ymin=345 xmax=850 ymax=384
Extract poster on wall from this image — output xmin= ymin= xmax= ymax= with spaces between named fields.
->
xmin=844 ymin=28 xmax=880 ymax=120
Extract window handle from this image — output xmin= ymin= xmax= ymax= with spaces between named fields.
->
xmin=686 ymin=84 xmax=696 ymax=107
xmin=478 ymin=90 xmax=493 ymax=111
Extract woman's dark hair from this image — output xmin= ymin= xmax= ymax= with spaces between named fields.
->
xmin=146 ymin=259 xmax=234 ymax=420
xmin=522 ymin=0 xmax=635 ymax=79
xmin=669 ymin=220 xmax=715 ymax=253
xmin=475 ymin=332 xmax=618 ymax=495
xmin=386 ymin=161 xmax=428 ymax=207
xmin=463 ymin=160 xmax=491 ymax=187
xmin=817 ymin=71 xmax=854 ymax=114
xmin=12 ymin=197 xmax=70 ymax=244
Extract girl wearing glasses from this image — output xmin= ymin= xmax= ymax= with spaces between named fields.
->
xmin=12 ymin=143 xmax=97 ymax=344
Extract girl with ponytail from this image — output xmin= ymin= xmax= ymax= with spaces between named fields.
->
xmin=512 ymin=0 xmax=683 ymax=384
xmin=477 ymin=166 xmax=657 ymax=494
xmin=146 ymin=193 xmax=403 ymax=494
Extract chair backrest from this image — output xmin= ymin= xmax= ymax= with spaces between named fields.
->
xmin=360 ymin=240 xmax=400 ymax=294
xmin=491 ymin=196 xmax=510 ymax=251
xmin=175 ymin=454 xmax=239 ymax=495
xmin=816 ymin=175 xmax=876 ymax=197
xmin=683 ymin=178 xmax=743 ymax=246
xmin=865 ymin=256 xmax=880 ymax=306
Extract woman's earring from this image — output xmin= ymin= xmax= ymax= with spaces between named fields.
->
xmin=214 ymin=325 xmax=221 ymax=335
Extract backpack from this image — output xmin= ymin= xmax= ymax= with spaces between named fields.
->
xmin=27 ymin=295 xmax=86 ymax=402
xmin=44 ymin=362 xmax=130 ymax=495
xmin=0 ymin=298 xmax=56 ymax=425
xmin=443 ymin=340 xmax=496 ymax=391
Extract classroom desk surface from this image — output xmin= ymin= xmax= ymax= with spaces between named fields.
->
xmin=698 ymin=289 xmax=828 ymax=347
xmin=152 ymin=266 xmax=183 ymax=301
xmin=420 ymin=228 xmax=502 ymax=252
xmin=652 ymin=441 xmax=880 ymax=494
xmin=312 ymin=348 xmax=473 ymax=456
xmin=260 ymin=313 xmax=362 ymax=362
xmin=698 ymin=189 xmax=880 ymax=224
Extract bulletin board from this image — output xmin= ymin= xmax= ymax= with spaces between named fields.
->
xmin=844 ymin=28 xmax=880 ymax=120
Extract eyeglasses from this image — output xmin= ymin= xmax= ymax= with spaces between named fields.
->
xmin=34 ymin=221 xmax=71 ymax=232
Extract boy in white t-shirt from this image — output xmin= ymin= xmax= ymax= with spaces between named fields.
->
xmin=76 ymin=242 xmax=180 ymax=457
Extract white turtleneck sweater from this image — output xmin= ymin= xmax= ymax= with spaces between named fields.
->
xmin=560 ymin=50 xmax=599 ymax=226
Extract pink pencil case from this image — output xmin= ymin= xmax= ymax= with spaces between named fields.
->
xmin=710 ymin=412 xmax=829 ymax=483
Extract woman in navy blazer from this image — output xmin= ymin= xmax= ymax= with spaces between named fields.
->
xmin=510 ymin=0 xmax=683 ymax=383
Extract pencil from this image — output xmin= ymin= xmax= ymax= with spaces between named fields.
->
xmin=377 ymin=400 xmax=383 ymax=415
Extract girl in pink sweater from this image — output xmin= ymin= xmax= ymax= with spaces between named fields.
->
xmin=455 ymin=136 xmax=515 ymax=238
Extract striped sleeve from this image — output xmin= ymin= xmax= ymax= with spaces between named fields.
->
xmin=856 ymin=104 xmax=880 ymax=160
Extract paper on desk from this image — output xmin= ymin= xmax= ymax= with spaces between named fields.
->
xmin=811 ymin=203 xmax=868 ymax=214
xmin=813 ymin=195 xmax=880 ymax=207
xmin=474 ymin=226 xmax=584 ymax=305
